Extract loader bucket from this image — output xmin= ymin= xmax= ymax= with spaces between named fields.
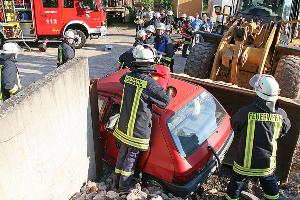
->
xmin=173 ymin=74 xmax=300 ymax=183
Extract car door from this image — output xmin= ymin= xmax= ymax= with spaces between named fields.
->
xmin=35 ymin=0 xmax=62 ymax=35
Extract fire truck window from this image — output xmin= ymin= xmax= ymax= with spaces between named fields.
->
xmin=42 ymin=0 xmax=58 ymax=8
xmin=64 ymin=0 xmax=74 ymax=8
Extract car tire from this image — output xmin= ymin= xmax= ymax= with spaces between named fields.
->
xmin=274 ymin=55 xmax=300 ymax=99
xmin=184 ymin=42 xmax=217 ymax=79
xmin=73 ymin=29 xmax=87 ymax=49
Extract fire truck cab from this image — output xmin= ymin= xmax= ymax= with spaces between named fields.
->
xmin=0 ymin=0 xmax=107 ymax=48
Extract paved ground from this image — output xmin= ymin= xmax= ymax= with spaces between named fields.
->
xmin=17 ymin=25 xmax=187 ymax=87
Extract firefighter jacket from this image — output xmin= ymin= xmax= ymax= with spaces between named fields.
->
xmin=113 ymin=66 xmax=171 ymax=150
xmin=0 ymin=58 xmax=21 ymax=102
xmin=182 ymin=22 xmax=194 ymax=43
xmin=145 ymin=36 xmax=155 ymax=45
xmin=118 ymin=49 xmax=134 ymax=69
xmin=164 ymin=15 xmax=175 ymax=26
xmin=154 ymin=34 xmax=174 ymax=65
xmin=57 ymin=41 xmax=75 ymax=66
xmin=231 ymin=97 xmax=291 ymax=177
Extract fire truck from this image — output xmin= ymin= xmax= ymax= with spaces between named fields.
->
xmin=0 ymin=0 xmax=107 ymax=49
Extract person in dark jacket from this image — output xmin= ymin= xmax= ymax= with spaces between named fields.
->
xmin=57 ymin=30 xmax=75 ymax=66
xmin=0 ymin=43 xmax=22 ymax=102
xmin=182 ymin=16 xmax=194 ymax=58
xmin=145 ymin=25 xmax=156 ymax=45
xmin=113 ymin=45 xmax=171 ymax=192
xmin=116 ymin=48 xmax=134 ymax=70
xmin=133 ymin=30 xmax=147 ymax=47
xmin=154 ymin=23 xmax=175 ymax=72
xmin=225 ymin=74 xmax=291 ymax=200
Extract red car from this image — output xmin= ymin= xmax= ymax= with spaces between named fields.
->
xmin=95 ymin=69 xmax=234 ymax=197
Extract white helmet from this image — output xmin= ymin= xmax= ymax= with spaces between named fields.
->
xmin=145 ymin=25 xmax=156 ymax=33
xmin=156 ymin=23 xmax=166 ymax=30
xmin=167 ymin=11 xmax=173 ymax=16
xmin=165 ymin=24 xmax=172 ymax=31
xmin=132 ymin=45 xmax=155 ymax=64
xmin=136 ymin=30 xmax=147 ymax=38
xmin=249 ymin=74 xmax=280 ymax=102
xmin=181 ymin=13 xmax=187 ymax=18
xmin=154 ymin=12 xmax=161 ymax=18
xmin=1 ymin=43 xmax=21 ymax=54
xmin=64 ymin=30 xmax=75 ymax=39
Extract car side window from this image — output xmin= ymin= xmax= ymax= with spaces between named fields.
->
xmin=42 ymin=0 xmax=58 ymax=8
xmin=64 ymin=0 xmax=74 ymax=8
xmin=106 ymin=102 xmax=120 ymax=131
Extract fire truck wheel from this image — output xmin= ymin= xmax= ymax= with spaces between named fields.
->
xmin=0 ymin=34 xmax=4 ymax=49
xmin=73 ymin=29 xmax=87 ymax=49
xmin=184 ymin=42 xmax=217 ymax=78
xmin=275 ymin=55 xmax=300 ymax=99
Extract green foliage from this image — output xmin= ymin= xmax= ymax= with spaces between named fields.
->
xmin=203 ymin=0 xmax=208 ymax=12
xmin=141 ymin=0 xmax=154 ymax=9
xmin=160 ymin=0 xmax=172 ymax=10
xmin=128 ymin=6 xmax=136 ymax=23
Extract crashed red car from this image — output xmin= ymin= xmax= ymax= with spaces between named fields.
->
xmin=95 ymin=69 xmax=234 ymax=197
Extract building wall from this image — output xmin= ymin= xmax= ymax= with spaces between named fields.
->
xmin=173 ymin=0 xmax=202 ymax=17
xmin=0 ymin=58 xmax=95 ymax=200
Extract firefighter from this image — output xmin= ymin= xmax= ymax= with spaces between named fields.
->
xmin=116 ymin=48 xmax=134 ymax=70
xmin=133 ymin=30 xmax=147 ymax=47
xmin=200 ymin=13 xmax=213 ymax=32
xmin=176 ymin=13 xmax=187 ymax=33
xmin=152 ymin=12 xmax=161 ymax=28
xmin=57 ymin=30 xmax=75 ymax=66
xmin=0 ymin=43 xmax=22 ymax=102
xmin=165 ymin=10 xmax=175 ymax=27
xmin=182 ymin=16 xmax=194 ymax=58
xmin=154 ymin=23 xmax=175 ymax=72
xmin=145 ymin=25 xmax=156 ymax=45
xmin=134 ymin=15 xmax=144 ymax=34
xmin=225 ymin=74 xmax=291 ymax=200
xmin=113 ymin=45 xmax=170 ymax=192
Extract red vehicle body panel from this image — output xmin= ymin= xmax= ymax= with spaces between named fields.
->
xmin=96 ymin=69 xmax=233 ymax=195
xmin=31 ymin=0 xmax=106 ymax=37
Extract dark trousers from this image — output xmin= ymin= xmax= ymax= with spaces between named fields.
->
xmin=225 ymin=172 xmax=279 ymax=200
xmin=182 ymin=38 xmax=192 ymax=57
xmin=114 ymin=143 xmax=140 ymax=191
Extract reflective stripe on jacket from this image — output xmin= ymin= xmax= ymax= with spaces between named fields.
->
xmin=113 ymin=67 xmax=170 ymax=150
xmin=231 ymin=97 xmax=291 ymax=176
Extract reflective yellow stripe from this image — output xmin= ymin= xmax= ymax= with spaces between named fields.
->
xmin=9 ymin=84 xmax=19 ymax=95
xmin=16 ymin=71 xmax=22 ymax=89
xmin=263 ymin=193 xmax=279 ymax=200
xmin=59 ymin=46 xmax=63 ymax=64
xmin=233 ymin=162 xmax=275 ymax=176
xmin=165 ymin=57 xmax=172 ymax=62
xmin=0 ymin=65 xmax=3 ymax=102
xmin=244 ymin=117 xmax=256 ymax=168
xmin=124 ymin=75 xmax=147 ymax=89
xmin=114 ymin=128 xmax=149 ymax=145
xmin=113 ymin=129 xmax=149 ymax=150
xmin=115 ymin=168 xmax=134 ymax=177
xmin=270 ymin=121 xmax=283 ymax=169
xmin=225 ymin=194 xmax=239 ymax=200
xmin=127 ymin=87 xmax=143 ymax=136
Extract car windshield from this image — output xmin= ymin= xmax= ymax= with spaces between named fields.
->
xmin=167 ymin=91 xmax=226 ymax=158
xmin=237 ymin=0 xmax=293 ymax=20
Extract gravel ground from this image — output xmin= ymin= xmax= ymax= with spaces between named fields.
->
xmin=13 ymin=25 xmax=300 ymax=199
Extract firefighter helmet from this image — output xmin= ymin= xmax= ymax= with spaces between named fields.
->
xmin=165 ymin=25 xmax=172 ymax=31
xmin=167 ymin=11 xmax=173 ymax=16
xmin=154 ymin=12 xmax=161 ymax=18
xmin=146 ymin=25 xmax=156 ymax=33
xmin=0 ymin=43 xmax=21 ymax=54
xmin=64 ymin=30 xmax=75 ymax=39
xmin=132 ymin=45 xmax=156 ymax=65
xmin=249 ymin=74 xmax=280 ymax=102
xmin=137 ymin=30 xmax=147 ymax=38
xmin=156 ymin=23 xmax=166 ymax=30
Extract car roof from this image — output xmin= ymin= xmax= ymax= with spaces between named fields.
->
xmin=96 ymin=69 xmax=205 ymax=115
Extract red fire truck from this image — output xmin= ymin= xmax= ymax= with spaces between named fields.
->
xmin=0 ymin=0 xmax=107 ymax=48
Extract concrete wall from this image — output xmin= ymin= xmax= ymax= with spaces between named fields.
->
xmin=0 ymin=58 xmax=95 ymax=200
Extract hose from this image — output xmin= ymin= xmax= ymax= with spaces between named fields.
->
xmin=208 ymin=145 xmax=221 ymax=174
